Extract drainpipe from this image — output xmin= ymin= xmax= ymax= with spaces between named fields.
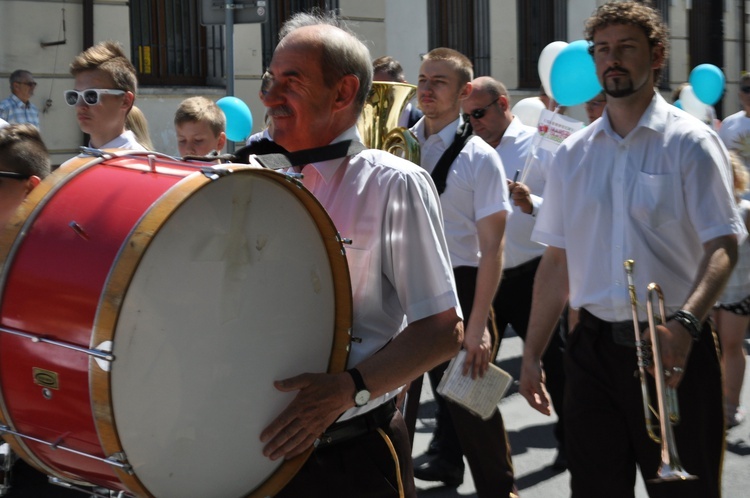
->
xmin=83 ymin=0 xmax=94 ymax=50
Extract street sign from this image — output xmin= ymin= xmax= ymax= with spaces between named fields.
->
xmin=200 ymin=0 xmax=268 ymax=25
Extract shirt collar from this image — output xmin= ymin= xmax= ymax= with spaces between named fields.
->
xmin=9 ymin=94 xmax=27 ymax=108
xmin=501 ymin=116 xmax=527 ymax=141
xmin=412 ymin=116 xmax=462 ymax=145
xmin=596 ymin=91 xmax=666 ymax=140
xmin=307 ymin=126 xmax=362 ymax=184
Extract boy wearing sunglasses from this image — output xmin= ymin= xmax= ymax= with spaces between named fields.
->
xmin=67 ymin=41 xmax=146 ymax=151
xmin=719 ymin=71 xmax=750 ymax=183
xmin=410 ymin=48 xmax=515 ymax=497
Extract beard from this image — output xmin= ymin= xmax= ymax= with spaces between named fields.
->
xmin=601 ymin=67 xmax=649 ymax=99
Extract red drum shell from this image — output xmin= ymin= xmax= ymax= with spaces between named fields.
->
xmin=0 ymin=151 xmax=351 ymax=497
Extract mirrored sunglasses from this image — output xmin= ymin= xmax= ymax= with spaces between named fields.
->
xmin=0 ymin=171 xmax=31 ymax=180
xmin=462 ymin=98 xmax=499 ymax=122
xmin=64 ymin=89 xmax=126 ymax=106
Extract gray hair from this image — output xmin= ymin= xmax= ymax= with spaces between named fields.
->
xmin=278 ymin=10 xmax=373 ymax=112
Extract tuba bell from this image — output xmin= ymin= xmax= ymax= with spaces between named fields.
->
xmin=357 ymin=82 xmax=421 ymax=164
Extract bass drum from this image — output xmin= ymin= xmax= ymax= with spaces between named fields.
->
xmin=0 ymin=151 xmax=352 ymax=497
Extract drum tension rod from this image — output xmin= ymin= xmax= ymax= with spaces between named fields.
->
xmin=0 ymin=425 xmax=133 ymax=474
xmin=0 ymin=326 xmax=115 ymax=362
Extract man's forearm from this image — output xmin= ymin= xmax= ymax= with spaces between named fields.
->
xmin=356 ymin=308 xmax=463 ymax=398
xmin=682 ymin=234 xmax=738 ymax=321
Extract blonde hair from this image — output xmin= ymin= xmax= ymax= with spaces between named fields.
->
xmin=729 ymin=151 xmax=749 ymax=198
xmin=174 ymin=97 xmax=226 ymax=137
xmin=422 ymin=48 xmax=474 ymax=87
xmin=70 ymin=41 xmax=138 ymax=95
xmin=125 ymin=106 xmax=154 ymax=150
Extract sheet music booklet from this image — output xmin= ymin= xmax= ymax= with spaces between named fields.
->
xmin=436 ymin=350 xmax=514 ymax=420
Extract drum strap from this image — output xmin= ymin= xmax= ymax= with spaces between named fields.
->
xmin=233 ymin=139 xmax=367 ymax=170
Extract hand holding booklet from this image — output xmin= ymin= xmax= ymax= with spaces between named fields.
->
xmin=436 ymin=350 xmax=514 ymax=420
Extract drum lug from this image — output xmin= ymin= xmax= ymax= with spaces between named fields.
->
xmin=201 ymin=166 xmax=232 ymax=180
xmin=78 ymin=147 xmax=112 ymax=158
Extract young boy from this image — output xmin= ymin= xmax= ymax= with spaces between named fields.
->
xmin=68 ymin=41 xmax=145 ymax=151
xmin=0 ymin=123 xmax=50 ymax=226
xmin=174 ymin=96 xmax=227 ymax=157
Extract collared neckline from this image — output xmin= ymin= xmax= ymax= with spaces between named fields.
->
xmin=595 ymin=91 xmax=666 ymax=142
xmin=306 ymin=126 xmax=363 ymax=184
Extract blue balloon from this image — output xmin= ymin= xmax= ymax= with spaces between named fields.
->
xmin=673 ymin=99 xmax=683 ymax=110
xmin=689 ymin=64 xmax=725 ymax=105
xmin=217 ymin=96 xmax=253 ymax=142
xmin=549 ymin=40 xmax=603 ymax=107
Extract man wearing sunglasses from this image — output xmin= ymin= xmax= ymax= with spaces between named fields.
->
xmin=463 ymin=76 xmax=569 ymax=470
xmin=719 ymin=72 xmax=750 ymax=182
xmin=410 ymin=48 xmax=516 ymax=497
xmin=0 ymin=70 xmax=40 ymax=129
xmin=67 ymin=41 xmax=146 ymax=151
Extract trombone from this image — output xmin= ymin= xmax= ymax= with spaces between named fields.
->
xmin=623 ymin=260 xmax=697 ymax=483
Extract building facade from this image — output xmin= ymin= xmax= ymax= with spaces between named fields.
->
xmin=0 ymin=0 xmax=747 ymax=164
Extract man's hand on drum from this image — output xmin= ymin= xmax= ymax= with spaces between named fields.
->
xmin=260 ymin=372 xmax=353 ymax=460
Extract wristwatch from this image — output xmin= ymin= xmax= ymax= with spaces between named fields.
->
xmin=347 ymin=368 xmax=371 ymax=407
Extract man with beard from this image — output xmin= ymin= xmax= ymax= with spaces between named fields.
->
xmin=519 ymin=2 xmax=744 ymax=497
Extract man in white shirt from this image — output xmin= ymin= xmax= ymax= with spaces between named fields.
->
xmin=410 ymin=48 xmax=515 ymax=497
xmin=719 ymin=71 xmax=750 ymax=182
xmin=464 ymin=75 xmax=568 ymax=470
xmin=520 ymin=2 xmax=745 ymax=496
xmin=68 ymin=41 xmax=146 ymax=151
xmin=257 ymin=12 xmax=462 ymax=498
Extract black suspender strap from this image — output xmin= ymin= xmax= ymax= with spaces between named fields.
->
xmin=429 ymin=121 xmax=474 ymax=195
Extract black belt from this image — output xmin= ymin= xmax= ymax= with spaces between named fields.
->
xmin=502 ymin=256 xmax=541 ymax=279
xmin=578 ymin=308 xmax=646 ymax=347
xmin=315 ymin=399 xmax=397 ymax=449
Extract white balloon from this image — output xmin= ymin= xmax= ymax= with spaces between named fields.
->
xmin=538 ymin=41 xmax=568 ymax=100
xmin=680 ymin=85 xmax=711 ymax=123
xmin=512 ymin=97 xmax=547 ymax=128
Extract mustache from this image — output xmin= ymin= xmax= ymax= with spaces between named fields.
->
xmin=604 ymin=66 xmax=629 ymax=77
xmin=266 ymin=106 xmax=293 ymax=118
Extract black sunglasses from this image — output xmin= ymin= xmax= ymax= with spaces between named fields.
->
xmin=462 ymin=98 xmax=499 ymax=122
xmin=741 ymin=86 xmax=750 ymax=94
xmin=0 ymin=171 xmax=31 ymax=180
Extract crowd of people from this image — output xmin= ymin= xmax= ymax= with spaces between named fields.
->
xmin=0 ymin=1 xmax=748 ymax=498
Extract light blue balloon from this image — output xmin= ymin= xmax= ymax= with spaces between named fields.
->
xmin=549 ymin=40 xmax=603 ymax=107
xmin=217 ymin=96 xmax=253 ymax=142
xmin=689 ymin=64 xmax=725 ymax=105
xmin=673 ymin=99 xmax=683 ymax=110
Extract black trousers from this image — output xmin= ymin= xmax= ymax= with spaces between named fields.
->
xmin=493 ymin=256 xmax=566 ymax=446
xmin=276 ymin=408 xmax=415 ymax=498
xmin=567 ymin=309 xmax=724 ymax=498
xmin=424 ymin=266 xmax=515 ymax=497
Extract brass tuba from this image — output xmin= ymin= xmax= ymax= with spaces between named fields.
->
xmin=357 ymin=82 xmax=421 ymax=164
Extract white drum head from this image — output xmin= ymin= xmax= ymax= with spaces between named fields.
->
xmin=110 ymin=171 xmax=339 ymax=498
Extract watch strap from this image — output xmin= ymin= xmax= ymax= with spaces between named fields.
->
xmin=672 ymin=309 xmax=702 ymax=341
xmin=347 ymin=367 xmax=368 ymax=392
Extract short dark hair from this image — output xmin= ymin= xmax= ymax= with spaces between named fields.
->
xmin=584 ymin=1 xmax=670 ymax=84
xmin=372 ymin=56 xmax=405 ymax=82
xmin=0 ymin=124 xmax=51 ymax=179
xmin=422 ymin=48 xmax=474 ymax=87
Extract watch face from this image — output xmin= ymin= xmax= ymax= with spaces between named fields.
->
xmin=355 ymin=390 xmax=371 ymax=406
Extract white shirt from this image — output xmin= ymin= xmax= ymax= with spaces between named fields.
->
xmin=298 ymin=126 xmax=460 ymax=420
xmin=94 ymin=130 xmax=147 ymax=151
xmin=533 ymin=92 xmax=746 ymax=322
xmin=495 ymin=117 xmax=549 ymax=269
xmin=412 ymin=117 xmax=512 ymax=267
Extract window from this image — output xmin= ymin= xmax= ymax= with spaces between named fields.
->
xmin=261 ymin=0 xmax=341 ymax=70
xmin=427 ymin=0 xmax=491 ymax=77
xmin=517 ymin=0 xmax=567 ymax=89
xmin=130 ymin=0 xmax=225 ymax=86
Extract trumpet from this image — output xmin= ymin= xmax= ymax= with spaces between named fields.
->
xmin=623 ymin=260 xmax=697 ymax=483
